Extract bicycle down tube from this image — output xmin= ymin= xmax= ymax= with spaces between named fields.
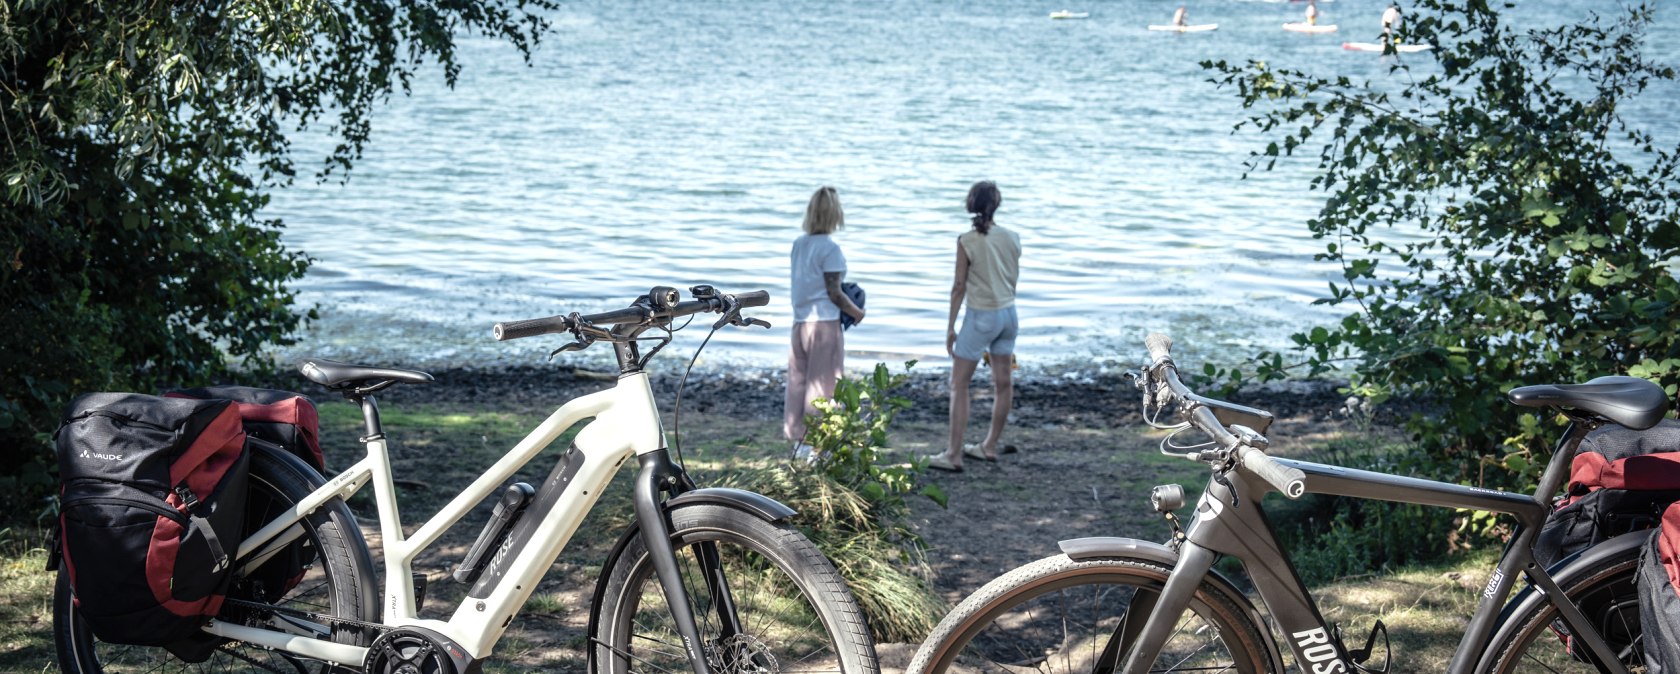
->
xmin=204 ymin=369 xmax=690 ymax=668
xmin=1118 ymin=421 xmax=1633 ymax=674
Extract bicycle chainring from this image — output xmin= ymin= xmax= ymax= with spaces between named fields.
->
xmin=363 ymin=627 xmax=474 ymax=674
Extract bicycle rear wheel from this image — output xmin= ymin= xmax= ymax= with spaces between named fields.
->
xmin=1478 ymin=542 xmax=1644 ymax=673
xmin=54 ymin=446 xmax=376 ymax=673
xmin=906 ymin=553 xmax=1274 ymax=674
xmin=592 ymin=503 xmax=880 ymax=674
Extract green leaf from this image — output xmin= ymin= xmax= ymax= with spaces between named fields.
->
xmin=920 ymin=484 xmax=949 ymax=508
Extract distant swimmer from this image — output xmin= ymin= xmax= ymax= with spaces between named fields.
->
xmin=1382 ymin=4 xmax=1404 ymax=41
xmin=1306 ymin=0 xmax=1320 ymax=26
xmin=1173 ymin=6 xmax=1188 ymax=27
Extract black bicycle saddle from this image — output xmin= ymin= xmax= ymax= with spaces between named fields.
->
xmin=298 ymin=358 xmax=435 ymax=390
xmin=1507 ymin=375 xmax=1670 ymax=430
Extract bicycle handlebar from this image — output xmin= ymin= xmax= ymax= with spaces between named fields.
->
xmin=491 ymin=287 xmax=770 ymax=342
xmin=1142 ymin=332 xmax=1306 ymax=499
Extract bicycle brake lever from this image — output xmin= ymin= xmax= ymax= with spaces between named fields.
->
xmin=738 ymin=317 xmax=771 ymax=329
xmin=548 ymin=340 xmax=590 ymax=360
xmin=712 ymin=300 xmax=741 ymax=330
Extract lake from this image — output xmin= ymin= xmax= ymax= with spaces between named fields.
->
xmin=264 ymin=0 xmax=1680 ymax=374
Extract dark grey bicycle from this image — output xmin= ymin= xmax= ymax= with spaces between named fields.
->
xmin=906 ymin=333 xmax=1668 ymax=674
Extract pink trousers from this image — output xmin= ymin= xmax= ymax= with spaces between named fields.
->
xmin=784 ymin=320 xmax=844 ymax=443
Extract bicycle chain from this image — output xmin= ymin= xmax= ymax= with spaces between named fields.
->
xmin=223 ymin=596 xmax=394 ymax=635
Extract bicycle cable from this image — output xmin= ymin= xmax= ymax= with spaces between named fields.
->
xmin=671 ymin=317 xmax=722 ymax=469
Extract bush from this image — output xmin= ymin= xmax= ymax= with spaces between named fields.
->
xmin=1271 ymin=439 xmax=1461 ymax=584
xmin=0 ymin=2 xmax=556 ymax=521
xmin=1203 ymin=1 xmax=1680 ymax=488
xmin=720 ymin=361 xmax=950 ymax=642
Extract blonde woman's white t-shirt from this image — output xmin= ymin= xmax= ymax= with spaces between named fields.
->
xmin=790 ymin=234 xmax=847 ymax=322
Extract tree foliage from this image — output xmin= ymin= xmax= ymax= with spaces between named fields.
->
xmin=1203 ymin=1 xmax=1680 ymax=484
xmin=0 ymin=1 xmax=555 ymax=515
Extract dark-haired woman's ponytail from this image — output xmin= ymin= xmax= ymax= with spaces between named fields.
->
xmin=966 ymin=180 xmax=1001 ymax=235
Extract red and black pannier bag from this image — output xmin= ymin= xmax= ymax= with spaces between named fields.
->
xmin=1534 ymin=418 xmax=1680 ymax=570
xmin=1639 ymin=503 xmax=1680 ymax=671
xmin=166 ymin=385 xmax=323 ymax=473
xmin=166 ymin=386 xmax=323 ymax=602
xmin=54 ymin=393 xmax=249 ymax=647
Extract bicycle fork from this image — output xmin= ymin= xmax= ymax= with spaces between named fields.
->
xmin=633 ymin=450 xmax=743 ymax=674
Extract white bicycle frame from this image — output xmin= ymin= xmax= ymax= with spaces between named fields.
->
xmin=203 ymin=371 xmax=665 ymax=666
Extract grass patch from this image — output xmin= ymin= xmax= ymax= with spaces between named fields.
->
xmin=0 ymin=528 xmax=55 ymax=673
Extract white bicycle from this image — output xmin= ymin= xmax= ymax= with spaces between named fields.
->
xmin=53 ymin=285 xmax=881 ymax=674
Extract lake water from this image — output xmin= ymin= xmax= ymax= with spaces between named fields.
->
xmin=265 ymin=0 xmax=1680 ymax=374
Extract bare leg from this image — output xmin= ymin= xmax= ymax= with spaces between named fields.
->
xmin=981 ymin=355 xmax=1013 ymax=455
xmin=946 ymin=357 xmax=979 ymax=465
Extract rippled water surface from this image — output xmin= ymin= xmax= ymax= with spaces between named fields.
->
xmin=266 ymin=0 xmax=1680 ymax=372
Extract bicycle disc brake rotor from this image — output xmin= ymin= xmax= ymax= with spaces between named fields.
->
xmin=707 ymin=633 xmax=779 ymax=674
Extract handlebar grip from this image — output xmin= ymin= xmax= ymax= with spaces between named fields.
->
xmin=733 ymin=290 xmax=770 ymax=308
xmin=1145 ymin=333 xmax=1175 ymax=363
xmin=492 ymin=315 xmax=571 ymax=341
xmin=1238 ymin=447 xmax=1307 ymax=499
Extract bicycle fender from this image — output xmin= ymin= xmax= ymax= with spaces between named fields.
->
xmin=1058 ymin=537 xmax=1286 ymax=673
xmin=1477 ymin=529 xmax=1650 ymax=673
xmin=665 ymin=487 xmax=797 ymax=522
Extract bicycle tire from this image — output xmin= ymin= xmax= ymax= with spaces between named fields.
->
xmin=592 ymin=503 xmax=880 ymax=674
xmin=905 ymin=553 xmax=1274 ymax=674
xmin=1478 ymin=542 xmax=1645 ymax=673
xmin=55 ymin=445 xmax=377 ymax=673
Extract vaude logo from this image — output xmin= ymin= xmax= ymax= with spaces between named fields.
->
xmin=79 ymin=449 xmax=123 ymax=461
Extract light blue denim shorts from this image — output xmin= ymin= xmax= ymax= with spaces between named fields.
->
xmin=953 ymin=305 xmax=1018 ymax=362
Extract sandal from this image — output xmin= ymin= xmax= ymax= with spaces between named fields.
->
xmin=924 ymin=454 xmax=964 ymax=473
xmin=963 ymin=444 xmax=998 ymax=462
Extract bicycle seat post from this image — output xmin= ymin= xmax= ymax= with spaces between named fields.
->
xmin=349 ymin=392 xmax=386 ymax=444
xmin=1532 ymin=417 xmax=1595 ymax=506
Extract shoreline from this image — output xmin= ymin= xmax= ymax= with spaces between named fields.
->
xmin=251 ymin=360 xmax=1359 ymax=430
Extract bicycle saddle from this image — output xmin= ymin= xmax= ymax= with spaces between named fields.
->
xmin=1507 ymin=375 xmax=1670 ymax=430
xmin=298 ymin=358 xmax=435 ymax=389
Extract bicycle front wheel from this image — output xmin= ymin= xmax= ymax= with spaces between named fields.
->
xmin=906 ymin=553 xmax=1274 ymax=674
xmin=592 ymin=503 xmax=880 ymax=674
xmin=54 ymin=446 xmax=376 ymax=674
xmin=1478 ymin=542 xmax=1645 ymax=673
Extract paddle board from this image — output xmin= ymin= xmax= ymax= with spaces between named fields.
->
xmin=1050 ymin=10 xmax=1089 ymax=19
xmin=1148 ymin=23 xmax=1219 ymax=32
xmin=1283 ymin=22 xmax=1339 ymax=33
xmin=1342 ymin=41 xmax=1434 ymax=53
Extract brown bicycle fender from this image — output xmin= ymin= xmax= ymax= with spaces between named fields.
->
xmin=1058 ymin=536 xmax=1286 ymax=673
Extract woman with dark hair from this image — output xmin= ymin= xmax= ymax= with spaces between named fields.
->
xmin=927 ymin=181 xmax=1022 ymax=473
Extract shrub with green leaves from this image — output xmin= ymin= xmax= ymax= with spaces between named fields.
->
xmin=1203 ymin=1 xmax=1680 ymax=486
xmin=717 ymin=361 xmax=953 ymax=642
xmin=0 ymin=1 xmax=556 ymax=519
xmin=805 ymin=361 xmax=948 ymax=516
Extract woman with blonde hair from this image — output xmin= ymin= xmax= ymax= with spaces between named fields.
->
xmin=928 ymin=180 xmax=1021 ymax=472
xmin=785 ymin=186 xmax=865 ymax=458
